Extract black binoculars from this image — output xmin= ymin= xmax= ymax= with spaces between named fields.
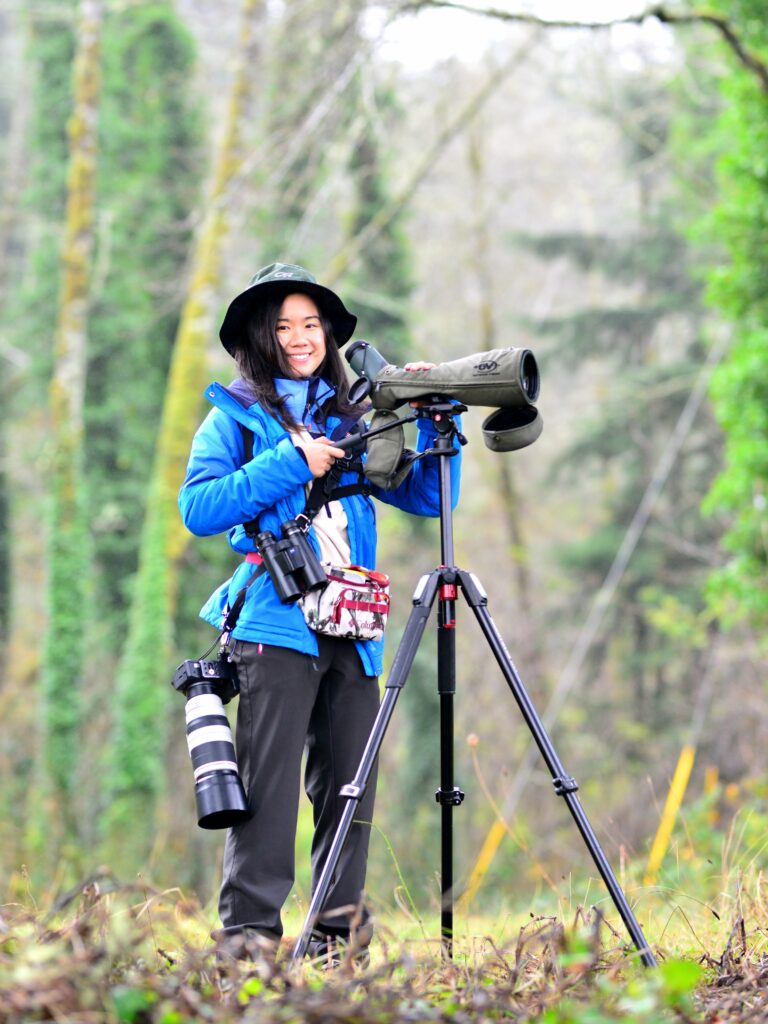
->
xmin=256 ymin=520 xmax=328 ymax=604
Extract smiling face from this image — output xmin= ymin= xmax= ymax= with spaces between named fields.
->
xmin=275 ymin=292 xmax=327 ymax=378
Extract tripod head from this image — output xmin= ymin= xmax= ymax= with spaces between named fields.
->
xmin=336 ymin=399 xmax=465 ymax=452
xmin=336 ymin=399 xmax=464 ymax=491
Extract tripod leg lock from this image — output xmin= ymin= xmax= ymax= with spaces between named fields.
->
xmin=339 ymin=782 xmax=365 ymax=801
xmin=455 ymin=570 xmax=488 ymax=608
xmin=553 ymin=775 xmax=579 ymax=796
xmin=435 ymin=786 xmax=465 ymax=806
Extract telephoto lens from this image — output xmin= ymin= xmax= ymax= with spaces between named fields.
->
xmin=173 ymin=660 xmax=250 ymax=829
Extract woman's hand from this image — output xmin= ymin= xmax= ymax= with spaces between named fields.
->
xmin=403 ymin=361 xmax=437 ymax=408
xmin=295 ymin=435 xmax=346 ymax=478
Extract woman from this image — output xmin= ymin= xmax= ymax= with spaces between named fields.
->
xmin=179 ymin=263 xmax=461 ymax=964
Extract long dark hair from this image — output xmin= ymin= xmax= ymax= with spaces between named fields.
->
xmin=233 ymin=292 xmax=365 ymax=429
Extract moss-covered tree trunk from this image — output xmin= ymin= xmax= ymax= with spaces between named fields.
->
xmin=0 ymin=2 xmax=76 ymax=887
xmin=37 ymin=0 xmax=103 ymax=866
xmin=102 ymin=0 xmax=263 ymax=872
xmin=86 ymin=2 xmax=203 ymax=644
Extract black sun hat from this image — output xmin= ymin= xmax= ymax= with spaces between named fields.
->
xmin=219 ymin=263 xmax=358 ymax=353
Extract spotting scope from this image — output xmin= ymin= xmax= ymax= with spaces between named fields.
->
xmin=345 ymin=341 xmax=542 ymax=453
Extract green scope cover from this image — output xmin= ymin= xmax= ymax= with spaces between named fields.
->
xmin=363 ymin=410 xmax=415 ymax=490
xmin=369 ymin=347 xmax=538 ymax=411
xmin=364 ymin=348 xmax=542 ymax=460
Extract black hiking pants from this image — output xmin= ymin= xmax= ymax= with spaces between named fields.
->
xmin=218 ymin=636 xmax=380 ymax=942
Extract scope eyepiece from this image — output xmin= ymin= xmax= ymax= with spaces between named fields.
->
xmin=346 ymin=340 xmax=391 ymax=402
xmin=346 ymin=339 xmax=390 ymax=379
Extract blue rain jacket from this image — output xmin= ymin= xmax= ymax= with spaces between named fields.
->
xmin=179 ymin=376 xmax=462 ymax=676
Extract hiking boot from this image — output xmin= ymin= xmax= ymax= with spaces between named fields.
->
xmin=306 ymin=929 xmax=371 ymax=971
xmin=213 ymin=927 xmax=279 ymax=974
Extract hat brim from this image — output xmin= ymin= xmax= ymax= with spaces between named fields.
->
xmin=219 ymin=279 xmax=357 ymax=353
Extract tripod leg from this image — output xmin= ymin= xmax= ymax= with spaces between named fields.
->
xmin=436 ymin=576 xmax=464 ymax=958
xmin=291 ymin=571 xmax=441 ymax=962
xmin=457 ymin=570 xmax=657 ymax=968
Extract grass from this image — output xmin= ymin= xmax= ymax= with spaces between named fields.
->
xmin=3 ymin=790 xmax=768 ymax=1021
xmin=0 ymin=865 xmax=765 ymax=1024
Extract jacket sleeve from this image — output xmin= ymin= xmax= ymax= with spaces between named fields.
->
xmin=368 ymin=412 xmax=461 ymax=516
xmin=178 ymin=407 xmax=313 ymax=537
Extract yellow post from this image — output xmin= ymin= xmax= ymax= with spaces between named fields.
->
xmin=645 ymin=744 xmax=696 ymax=885
xmin=458 ymin=819 xmax=507 ymax=913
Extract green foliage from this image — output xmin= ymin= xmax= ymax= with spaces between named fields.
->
xmin=111 ymin=984 xmax=159 ymax=1023
xmin=530 ymin=153 xmax=718 ymax=750
xmin=639 ymin=588 xmax=712 ymax=649
xmin=4 ymin=1 xmax=204 ymax=878
xmin=0 ymin=3 xmax=78 ymax=883
xmin=649 ymin=778 xmax=768 ymax=901
xmin=539 ymin=953 xmax=702 ymax=1023
xmin=40 ymin=455 xmax=90 ymax=811
xmin=344 ymin=80 xmax=414 ymax=364
xmin=87 ymin=2 xmax=203 ymax=633
xmin=36 ymin=0 xmax=103 ymax=864
xmin=80 ymin=3 xmax=202 ymax=868
xmin=3 ymin=2 xmax=76 ymax=387
xmin=695 ymin=8 xmax=768 ymax=626
xmin=101 ymin=493 xmax=175 ymax=869
xmin=0 ymin=33 xmax=73 ymax=731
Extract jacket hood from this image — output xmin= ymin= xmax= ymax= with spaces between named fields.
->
xmin=207 ymin=377 xmax=336 ymax=433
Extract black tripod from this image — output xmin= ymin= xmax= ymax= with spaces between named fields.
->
xmin=292 ymin=404 xmax=656 ymax=968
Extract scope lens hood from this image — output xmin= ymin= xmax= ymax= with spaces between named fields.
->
xmin=519 ymin=349 xmax=540 ymax=402
xmin=481 ymin=406 xmax=543 ymax=452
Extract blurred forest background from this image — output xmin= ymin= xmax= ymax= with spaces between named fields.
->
xmin=1 ymin=0 xmax=767 ymax=942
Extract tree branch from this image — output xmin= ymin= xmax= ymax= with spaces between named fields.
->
xmin=397 ymin=2 xmax=768 ymax=93
xmin=323 ymin=30 xmax=538 ymax=285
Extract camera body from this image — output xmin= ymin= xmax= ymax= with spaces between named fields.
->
xmin=256 ymin=520 xmax=328 ymax=604
xmin=172 ymin=657 xmax=239 ymax=703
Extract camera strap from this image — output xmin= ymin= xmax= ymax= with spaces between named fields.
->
xmin=221 ymin=558 xmax=267 ymax=635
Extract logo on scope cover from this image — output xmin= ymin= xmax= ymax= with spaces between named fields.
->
xmin=473 ymin=360 xmax=499 ymax=374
